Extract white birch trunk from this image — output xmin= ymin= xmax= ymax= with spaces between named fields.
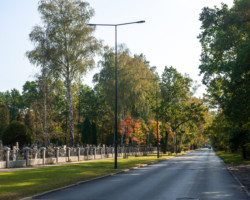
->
xmin=67 ymin=79 xmax=74 ymax=146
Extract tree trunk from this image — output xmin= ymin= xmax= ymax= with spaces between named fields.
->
xmin=164 ymin=131 xmax=168 ymax=154
xmin=43 ymin=75 xmax=47 ymax=146
xmin=242 ymin=146 xmax=247 ymax=159
xmin=78 ymin=90 xmax=81 ymax=145
xmin=66 ymin=79 xmax=74 ymax=146
xmin=65 ymin=104 xmax=68 ymax=144
xmin=175 ymin=135 xmax=178 ymax=153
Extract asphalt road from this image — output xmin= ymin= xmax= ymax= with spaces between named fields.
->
xmin=36 ymin=149 xmax=249 ymax=200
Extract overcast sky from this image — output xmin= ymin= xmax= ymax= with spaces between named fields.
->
xmin=0 ymin=0 xmax=234 ymax=97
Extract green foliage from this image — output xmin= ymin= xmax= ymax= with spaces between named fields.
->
xmin=2 ymin=121 xmax=33 ymax=147
xmin=159 ymin=66 xmax=207 ymax=152
xmin=205 ymin=113 xmax=230 ymax=151
xmin=0 ymin=1 xmax=213 ymax=149
xmin=22 ymin=81 xmax=39 ymax=109
xmin=216 ymin=151 xmax=250 ymax=164
xmin=0 ymin=103 xmax=9 ymax=139
xmin=81 ymin=117 xmax=97 ymax=145
xmin=94 ymin=46 xmax=156 ymax=120
xmin=27 ymin=0 xmax=101 ymax=146
xmin=229 ymin=127 xmax=250 ymax=159
xmin=199 ymin=0 xmax=250 ymax=158
xmin=160 ymin=66 xmax=192 ymax=104
xmin=24 ymin=110 xmax=35 ymax=134
xmin=0 ymin=89 xmax=22 ymax=122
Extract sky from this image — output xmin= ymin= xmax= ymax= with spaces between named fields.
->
xmin=0 ymin=0 xmax=234 ymax=97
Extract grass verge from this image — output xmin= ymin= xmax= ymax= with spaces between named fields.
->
xmin=0 ymin=152 xmax=185 ymax=200
xmin=216 ymin=151 xmax=250 ymax=164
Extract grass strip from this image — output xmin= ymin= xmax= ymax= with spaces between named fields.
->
xmin=0 ymin=152 xmax=184 ymax=200
xmin=216 ymin=151 xmax=250 ymax=164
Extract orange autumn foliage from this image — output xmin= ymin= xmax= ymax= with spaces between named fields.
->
xmin=119 ymin=116 xmax=143 ymax=145
xmin=119 ymin=115 xmax=134 ymax=145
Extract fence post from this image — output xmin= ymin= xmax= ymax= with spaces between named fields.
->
xmin=3 ymin=147 xmax=10 ymax=168
xmin=86 ymin=147 xmax=89 ymax=160
xmin=23 ymin=147 xmax=31 ymax=166
xmin=55 ymin=147 xmax=59 ymax=163
xmin=90 ymin=147 xmax=93 ymax=159
xmin=12 ymin=146 xmax=17 ymax=161
xmin=34 ymin=148 xmax=37 ymax=160
xmin=40 ymin=147 xmax=46 ymax=165
xmin=67 ymin=147 xmax=71 ymax=161
xmin=93 ymin=147 xmax=96 ymax=159
xmin=77 ymin=147 xmax=80 ymax=161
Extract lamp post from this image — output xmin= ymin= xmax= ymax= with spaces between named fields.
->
xmin=88 ymin=20 xmax=145 ymax=169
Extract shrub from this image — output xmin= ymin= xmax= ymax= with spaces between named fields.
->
xmin=2 ymin=121 xmax=33 ymax=147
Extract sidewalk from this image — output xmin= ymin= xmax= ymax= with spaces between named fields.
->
xmin=0 ymin=157 xmax=114 ymax=173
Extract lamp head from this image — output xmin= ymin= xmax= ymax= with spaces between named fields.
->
xmin=137 ymin=20 xmax=145 ymax=23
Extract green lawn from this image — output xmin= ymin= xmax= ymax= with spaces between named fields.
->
xmin=216 ymin=151 xmax=250 ymax=164
xmin=0 ymin=152 xmax=184 ymax=200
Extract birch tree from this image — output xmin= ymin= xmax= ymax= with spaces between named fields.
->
xmin=27 ymin=0 xmax=100 ymax=146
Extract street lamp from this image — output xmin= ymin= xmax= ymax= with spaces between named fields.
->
xmin=88 ymin=20 xmax=145 ymax=169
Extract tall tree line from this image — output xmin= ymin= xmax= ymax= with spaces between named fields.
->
xmin=0 ymin=0 xmax=209 ymax=150
xmin=199 ymin=0 xmax=250 ymax=158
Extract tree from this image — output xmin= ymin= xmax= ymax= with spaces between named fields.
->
xmin=0 ymin=103 xmax=9 ymax=139
xmin=140 ymin=119 xmax=149 ymax=147
xmin=160 ymin=66 xmax=192 ymax=105
xmin=22 ymin=81 xmax=39 ymax=109
xmin=94 ymin=46 xmax=156 ymax=120
xmin=2 ymin=121 xmax=33 ymax=147
xmin=205 ymin=112 xmax=231 ymax=151
xmin=198 ymin=0 xmax=250 ymax=158
xmin=2 ymin=89 xmax=22 ymax=122
xmin=160 ymin=122 xmax=172 ymax=154
xmin=24 ymin=110 xmax=35 ymax=134
xmin=81 ymin=117 xmax=97 ymax=145
xmin=133 ymin=119 xmax=142 ymax=146
xmin=119 ymin=115 xmax=135 ymax=146
xmin=27 ymin=0 xmax=100 ymax=146
xmin=159 ymin=66 xmax=205 ymax=152
xmin=148 ymin=120 xmax=161 ymax=146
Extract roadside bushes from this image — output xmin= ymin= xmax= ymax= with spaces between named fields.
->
xmin=2 ymin=121 xmax=33 ymax=147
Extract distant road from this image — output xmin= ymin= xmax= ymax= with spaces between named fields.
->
xmin=36 ymin=149 xmax=249 ymax=200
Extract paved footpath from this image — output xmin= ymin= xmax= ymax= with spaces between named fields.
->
xmin=34 ymin=149 xmax=249 ymax=200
